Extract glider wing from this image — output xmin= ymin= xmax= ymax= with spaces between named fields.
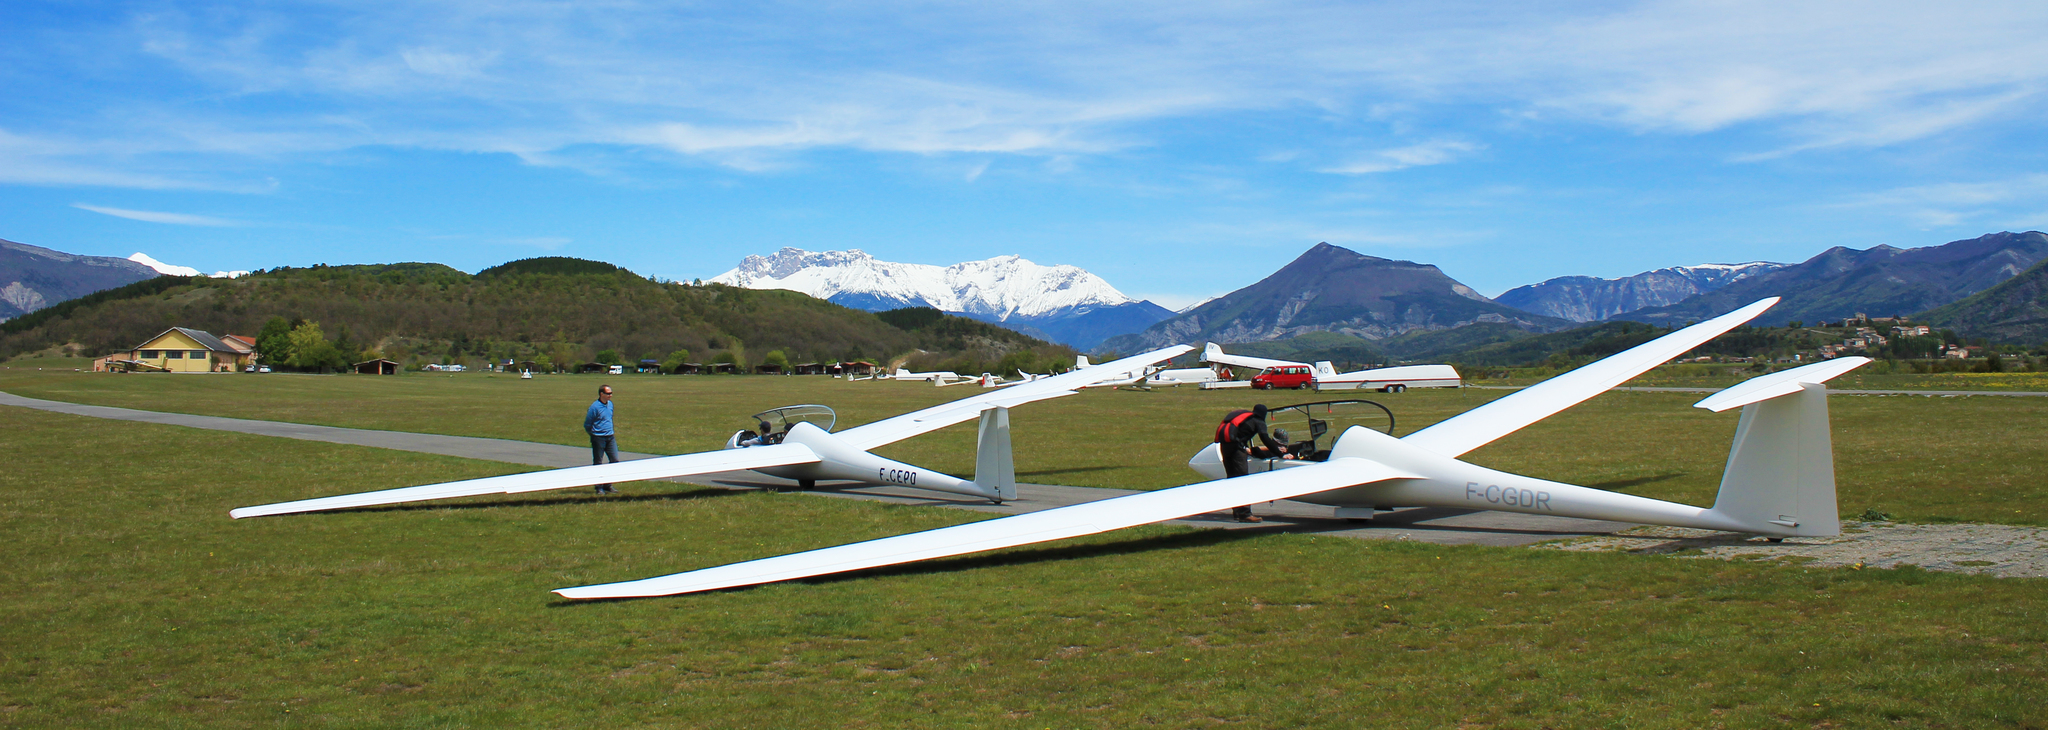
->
xmin=229 ymin=443 xmax=822 ymax=518
xmin=833 ymin=345 xmax=1193 ymax=451
xmin=1401 ymin=298 xmax=1779 ymax=458
xmin=1200 ymin=342 xmax=1302 ymax=371
xmin=555 ymin=457 xmax=1415 ymax=599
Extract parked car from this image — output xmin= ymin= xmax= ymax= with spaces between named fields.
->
xmin=1251 ymin=365 xmax=1314 ymax=389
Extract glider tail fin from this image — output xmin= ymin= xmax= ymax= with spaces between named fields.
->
xmin=970 ymin=405 xmax=1017 ymax=503
xmin=1698 ymin=357 xmax=1869 ymax=537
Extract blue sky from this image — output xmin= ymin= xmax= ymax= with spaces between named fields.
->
xmin=3 ymin=1 xmax=2045 ymax=307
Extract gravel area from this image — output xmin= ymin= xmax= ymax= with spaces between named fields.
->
xmin=1542 ymin=522 xmax=2048 ymax=578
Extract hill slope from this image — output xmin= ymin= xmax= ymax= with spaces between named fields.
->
xmin=1919 ymin=254 xmax=2048 ymax=344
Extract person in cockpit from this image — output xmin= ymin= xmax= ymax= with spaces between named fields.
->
xmin=738 ymin=421 xmax=775 ymax=447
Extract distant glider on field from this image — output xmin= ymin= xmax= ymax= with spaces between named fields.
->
xmin=1201 ymin=343 xmax=1461 ymax=392
xmin=554 ymin=297 xmax=1875 ymax=600
xmin=229 ymin=345 xmax=1192 ymax=517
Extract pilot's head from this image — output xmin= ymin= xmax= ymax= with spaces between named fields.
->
xmin=759 ymin=421 xmax=772 ymax=433
xmin=1273 ymin=428 xmax=1289 ymax=443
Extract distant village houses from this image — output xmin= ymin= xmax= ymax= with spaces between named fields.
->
xmin=92 ymin=327 xmax=256 ymax=373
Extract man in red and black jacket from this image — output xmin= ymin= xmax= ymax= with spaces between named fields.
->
xmin=1215 ymin=403 xmax=1290 ymax=522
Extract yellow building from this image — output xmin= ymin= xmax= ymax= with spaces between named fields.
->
xmin=106 ymin=327 xmax=257 ymax=373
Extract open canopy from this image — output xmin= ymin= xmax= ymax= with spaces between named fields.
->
xmin=1262 ymin=400 xmax=1395 ymax=460
xmin=750 ymin=404 xmax=836 ymax=435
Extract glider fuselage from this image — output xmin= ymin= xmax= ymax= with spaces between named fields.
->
xmin=1188 ymin=426 xmax=1777 ymax=535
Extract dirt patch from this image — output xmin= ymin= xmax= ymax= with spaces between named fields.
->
xmin=1540 ymin=521 xmax=2048 ymax=578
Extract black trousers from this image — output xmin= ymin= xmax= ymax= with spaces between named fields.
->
xmin=1222 ymin=447 xmax=1253 ymax=517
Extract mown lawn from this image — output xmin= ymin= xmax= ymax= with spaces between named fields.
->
xmin=1 ymin=407 xmax=2044 ymax=728
xmin=2 ymin=364 xmax=2043 ymax=525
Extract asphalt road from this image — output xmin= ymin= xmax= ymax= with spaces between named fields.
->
xmin=3 ymin=389 xmax=1628 ymax=547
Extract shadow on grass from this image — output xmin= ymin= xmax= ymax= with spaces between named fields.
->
xmin=277 ymin=487 xmax=751 ymax=517
xmin=1017 ymin=465 xmax=1120 ymax=478
xmin=1585 ymin=472 xmax=1685 ymax=492
xmin=552 ymin=528 xmax=1277 ymax=605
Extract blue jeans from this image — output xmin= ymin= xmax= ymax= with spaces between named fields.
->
xmin=590 ymin=433 xmax=619 ymax=492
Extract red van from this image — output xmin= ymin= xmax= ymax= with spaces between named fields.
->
xmin=1251 ymin=365 xmax=1314 ymax=389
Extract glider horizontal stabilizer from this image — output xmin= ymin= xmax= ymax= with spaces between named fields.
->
xmin=229 ymin=443 xmax=822 ymax=519
xmin=555 ymin=457 xmax=1416 ymax=599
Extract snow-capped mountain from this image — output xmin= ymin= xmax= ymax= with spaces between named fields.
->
xmin=711 ymin=248 xmax=1173 ymax=349
xmin=128 ymin=252 xmax=248 ymax=279
xmin=1494 ymin=262 xmax=1784 ymax=322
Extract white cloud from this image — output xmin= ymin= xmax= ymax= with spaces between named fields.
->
xmin=73 ymin=203 xmax=244 ymax=227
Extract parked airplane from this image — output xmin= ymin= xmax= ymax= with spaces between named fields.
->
xmin=550 ymin=298 xmax=1872 ymax=600
xmin=1202 ymin=343 xmax=1458 ymax=392
xmin=228 ymin=346 xmax=1193 ymax=517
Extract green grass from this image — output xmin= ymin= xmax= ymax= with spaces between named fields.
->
xmin=3 ymin=368 xmax=2044 ymax=525
xmin=2 ymin=407 xmax=2045 ymax=727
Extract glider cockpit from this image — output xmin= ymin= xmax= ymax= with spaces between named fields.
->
xmin=727 ymin=404 xmax=836 ymax=448
xmin=1260 ymin=399 xmax=1396 ymax=462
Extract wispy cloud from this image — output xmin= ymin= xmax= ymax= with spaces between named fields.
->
xmin=1829 ymin=174 xmax=2048 ymax=229
xmin=72 ymin=203 xmax=244 ymax=227
xmin=503 ymin=236 xmax=571 ymax=250
xmin=1 ymin=0 xmax=2039 ymax=190
xmin=1322 ymin=140 xmax=1483 ymax=174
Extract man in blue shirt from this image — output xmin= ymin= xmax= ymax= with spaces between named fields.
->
xmin=585 ymin=384 xmax=619 ymax=494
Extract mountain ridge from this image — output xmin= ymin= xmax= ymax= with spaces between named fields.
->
xmin=710 ymin=247 xmax=1172 ymax=349
xmin=1101 ymin=242 xmax=1569 ymax=353
xmin=1614 ymin=231 xmax=2048 ymax=327
xmin=0 ymin=239 xmax=162 ymax=322
xmin=1496 ymin=262 xmax=1784 ymax=322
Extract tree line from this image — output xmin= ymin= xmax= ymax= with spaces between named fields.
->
xmin=0 ymin=258 xmax=1075 ymax=374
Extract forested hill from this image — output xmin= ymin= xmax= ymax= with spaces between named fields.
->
xmin=0 ymin=257 xmax=1073 ymax=373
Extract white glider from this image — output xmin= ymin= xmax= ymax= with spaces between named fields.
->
xmin=555 ymin=297 xmax=1872 ymax=600
xmin=1202 ymin=343 xmax=1460 ymax=392
xmin=229 ymin=345 xmax=1193 ymax=518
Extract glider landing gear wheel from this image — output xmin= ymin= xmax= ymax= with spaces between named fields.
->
xmin=1766 ymin=537 xmax=1784 ymax=543
xmin=798 ymin=479 xmax=816 ymax=491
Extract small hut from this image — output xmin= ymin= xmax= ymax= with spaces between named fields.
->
xmin=353 ymin=358 xmax=400 ymax=375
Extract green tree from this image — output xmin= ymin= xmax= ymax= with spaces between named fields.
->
xmin=763 ymin=350 xmax=790 ymax=371
xmin=330 ymin=326 xmax=361 ymax=366
xmin=595 ymin=349 xmax=624 ymax=366
xmin=286 ymin=321 xmax=344 ymax=372
xmin=254 ymin=316 xmax=294 ymax=368
xmin=660 ymin=349 xmax=692 ymax=372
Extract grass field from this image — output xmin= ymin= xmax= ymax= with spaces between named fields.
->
xmin=2 ymin=362 xmax=2043 ymax=525
xmin=2 ymin=404 xmax=2045 ymax=728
